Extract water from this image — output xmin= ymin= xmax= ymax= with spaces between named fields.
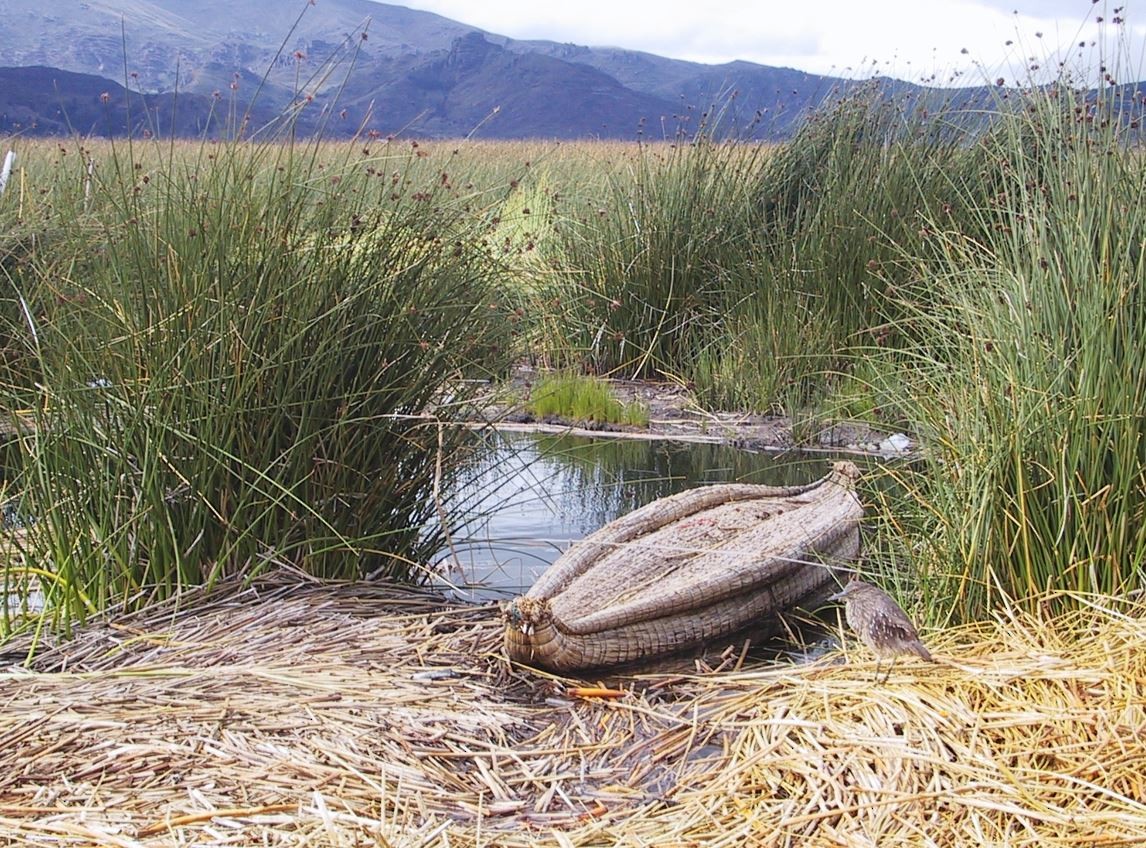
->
xmin=432 ymin=430 xmax=843 ymax=602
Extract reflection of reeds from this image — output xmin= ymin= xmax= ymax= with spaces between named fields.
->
xmin=0 ymin=572 xmax=1141 ymax=844
xmin=448 ymin=431 xmax=831 ymax=552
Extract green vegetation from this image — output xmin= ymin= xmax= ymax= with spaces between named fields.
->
xmin=1 ymin=50 xmax=1144 ymax=636
xmin=0 ymin=137 xmax=519 ymax=634
xmin=527 ymin=373 xmax=648 ymax=426
xmin=888 ymin=89 xmax=1146 ymax=621
xmin=547 ymin=139 xmax=766 ymax=379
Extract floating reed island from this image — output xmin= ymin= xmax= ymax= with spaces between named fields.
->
xmin=504 ymin=461 xmax=863 ymax=671
xmin=0 ymin=573 xmax=1142 ymax=845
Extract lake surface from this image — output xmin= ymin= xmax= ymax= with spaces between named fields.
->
xmin=432 ymin=430 xmax=847 ymax=602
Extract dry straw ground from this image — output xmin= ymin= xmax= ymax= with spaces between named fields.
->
xmin=0 ymin=571 xmax=1142 ymax=846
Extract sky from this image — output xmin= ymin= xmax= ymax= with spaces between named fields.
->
xmin=382 ymin=1 xmax=1145 ymax=85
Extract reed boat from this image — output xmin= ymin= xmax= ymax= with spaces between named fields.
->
xmin=503 ymin=461 xmax=863 ymax=672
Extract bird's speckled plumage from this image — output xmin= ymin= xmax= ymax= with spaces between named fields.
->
xmin=830 ymin=578 xmax=933 ymax=665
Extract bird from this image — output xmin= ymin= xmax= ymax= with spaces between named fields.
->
xmin=829 ymin=578 xmax=933 ymax=681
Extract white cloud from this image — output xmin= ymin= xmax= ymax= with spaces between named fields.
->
xmin=380 ymin=0 xmax=1143 ymax=85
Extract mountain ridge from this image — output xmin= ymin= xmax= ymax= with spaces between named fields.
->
xmin=0 ymin=0 xmax=931 ymax=139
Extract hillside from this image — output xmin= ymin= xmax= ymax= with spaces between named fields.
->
xmin=0 ymin=0 xmax=897 ymax=139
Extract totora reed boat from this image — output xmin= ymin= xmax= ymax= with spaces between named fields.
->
xmin=504 ymin=461 xmax=864 ymax=672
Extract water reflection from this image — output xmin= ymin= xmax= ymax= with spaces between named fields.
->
xmin=433 ymin=431 xmax=842 ymax=601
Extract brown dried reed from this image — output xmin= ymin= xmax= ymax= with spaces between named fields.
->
xmin=0 ymin=572 xmax=1141 ymax=846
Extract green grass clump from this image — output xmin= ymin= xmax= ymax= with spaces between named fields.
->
xmin=0 ymin=136 xmax=516 ymax=631
xmin=527 ymin=373 xmax=648 ymax=426
xmin=885 ymin=83 xmax=1146 ymax=621
xmin=547 ymin=137 xmax=767 ymax=379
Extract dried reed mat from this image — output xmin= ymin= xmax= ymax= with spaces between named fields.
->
xmin=0 ymin=573 xmax=1143 ymax=846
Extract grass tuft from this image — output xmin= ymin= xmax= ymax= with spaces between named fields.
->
xmin=527 ymin=372 xmax=648 ymax=426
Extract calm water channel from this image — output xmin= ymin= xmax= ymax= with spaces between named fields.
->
xmin=432 ymin=430 xmax=848 ymax=602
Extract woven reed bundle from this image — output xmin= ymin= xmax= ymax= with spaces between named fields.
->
xmin=0 ymin=575 xmax=1143 ymax=845
xmin=504 ymin=461 xmax=864 ymax=671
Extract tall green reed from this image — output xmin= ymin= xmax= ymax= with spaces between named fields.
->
xmin=889 ymin=82 xmax=1146 ymax=620
xmin=548 ymin=138 xmax=767 ymax=379
xmin=542 ymin=86 xmax=980 ymax=413
xmin=747 ymin=84 xmax=979 ymax=404
xmin=1 ymin=137 xmax=515 ymax=632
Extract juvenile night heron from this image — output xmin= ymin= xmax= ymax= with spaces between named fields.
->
xmin=829 ymin=578 xmax=933 ymax=680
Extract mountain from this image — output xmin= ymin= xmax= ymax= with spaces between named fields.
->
xmin=0 ymin=0 xmax=473 ymax=90
xmin=507 ymin=42 xmax=841 ymax=135
xmin=0 ymin=65 xmax=287 ymax=137
xmin=0 ymin=0 xmax=881 ymax=139
xmin=333 ymin=32 xmax=693 ymax=139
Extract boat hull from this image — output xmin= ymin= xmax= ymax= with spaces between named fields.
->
xmin=504 ymin=461 xmax=863 ymax=671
